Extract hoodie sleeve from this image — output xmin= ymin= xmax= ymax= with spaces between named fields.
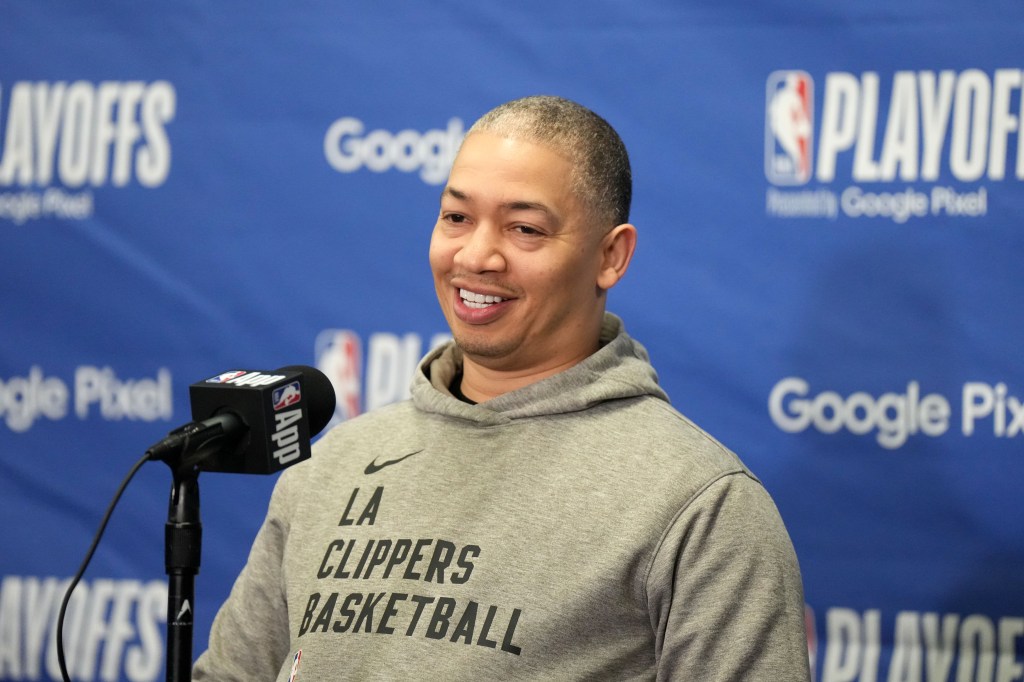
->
xmin=192 ymin=473 xmax=295 ymax=682
xmin=646 ymin=472 xmax=812 ymax=681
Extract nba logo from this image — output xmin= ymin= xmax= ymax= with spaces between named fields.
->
xmin=206 ymin=370 xmax=247 ymax=384
xmin=288 ymin=649 xmax=302 ymax=681
xmin=272 ymin=381 xmax=302 ymax=410
xmin=766 ymin=70 xmax=813 ymax=185
xmin=315 ymin=329 xmax=363 ymax=426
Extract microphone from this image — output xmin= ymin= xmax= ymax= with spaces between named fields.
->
xmin=147 ymin=365 xmax=336 ymax=474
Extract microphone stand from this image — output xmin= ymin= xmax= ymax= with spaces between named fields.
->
xmin=150 ymin=415 xmax=241 ymax=682
xmin=165 ymin=469 xmax=201 ymax=682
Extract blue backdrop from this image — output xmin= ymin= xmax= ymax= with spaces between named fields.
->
xmin=2 ymin=2 xmax=1023 ymax=680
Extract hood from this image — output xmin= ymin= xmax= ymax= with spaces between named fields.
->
xmin=410 ymin=313 xmax=669 ymax=426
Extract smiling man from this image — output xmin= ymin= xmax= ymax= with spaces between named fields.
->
xmin=194 ymin=96 xmax=811 ymax=681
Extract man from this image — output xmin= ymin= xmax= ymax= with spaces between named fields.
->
xmin=194 ymin=95 xmax=811 ymax=680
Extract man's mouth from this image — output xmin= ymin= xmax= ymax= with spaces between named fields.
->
xmin=460 ymin=288 xmax=506 ymax=309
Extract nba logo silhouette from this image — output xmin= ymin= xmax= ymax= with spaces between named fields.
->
xmin=315 ymin=329 xmax=363 ymax=425
xmin=272 ymin=381 xmax=302 ymax=411
xmin=766 ymin=71 xmax=813 ymax=185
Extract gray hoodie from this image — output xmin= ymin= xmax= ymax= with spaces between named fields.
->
xmin=194 ymin=314 xmax=811 ymax=681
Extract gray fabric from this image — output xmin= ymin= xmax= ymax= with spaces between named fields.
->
xmin=194 ymin=313 xmax=811 ymax=681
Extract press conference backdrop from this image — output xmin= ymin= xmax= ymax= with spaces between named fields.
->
xmin=2 ymin=1 xmax=1022 ymax=680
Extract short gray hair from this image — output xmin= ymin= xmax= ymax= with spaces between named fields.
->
xmin=467 ymin=95 xmax=632 ymax=229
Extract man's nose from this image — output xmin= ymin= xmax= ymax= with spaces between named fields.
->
xmin=454 ymin=225 xmax=506 ymax=273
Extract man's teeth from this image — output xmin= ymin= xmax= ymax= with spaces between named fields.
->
xmin=460 ymin=288 xmax=505 ymax=309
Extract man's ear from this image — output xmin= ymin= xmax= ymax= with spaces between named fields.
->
xmin=596 ymin=223 xmax=637 ymax=290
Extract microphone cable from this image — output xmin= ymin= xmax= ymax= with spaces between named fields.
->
xmin=55 ymin=452 xmax=150 ymax=682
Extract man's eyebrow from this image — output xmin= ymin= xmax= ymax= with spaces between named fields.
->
xmin=502 ymin=199 xmax=554 ymax=215
xmin=442 ymin=187 xmax=469 ymax=201
xmin=443 ymin=187 xmax=555 ymax=215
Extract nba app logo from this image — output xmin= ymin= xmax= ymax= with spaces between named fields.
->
xmin=272 ymin=381 xmax=302 ymax=410
xmin=765 ymin=71 xmax=813 ymax=185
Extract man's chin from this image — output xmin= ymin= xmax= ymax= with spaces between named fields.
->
xmin=454 ymin=336 xmax=514 ymax=361
xmin=452 ymin=332 xmax=524 ymax=368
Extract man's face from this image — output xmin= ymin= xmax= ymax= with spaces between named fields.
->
xmin=429 ymin=131 xmax=609 ymax=374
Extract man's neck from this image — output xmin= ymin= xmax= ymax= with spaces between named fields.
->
xmin=457 ymin=346 xmax=598 ymax=403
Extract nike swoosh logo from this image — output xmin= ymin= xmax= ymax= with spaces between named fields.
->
xmin=364 ymin=449 xmax=424 ymax=475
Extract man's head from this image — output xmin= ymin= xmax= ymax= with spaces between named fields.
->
xmin=467 ymin=95 xmax=632 ymax=231
xmin=429 ymin=96 xmax=637 ymax=398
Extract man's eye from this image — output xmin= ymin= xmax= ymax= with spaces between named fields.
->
xmin=445 ymin=213 xmax=467 ymax=223
xmin=514 ymin=225 xmax=542 ymax=235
